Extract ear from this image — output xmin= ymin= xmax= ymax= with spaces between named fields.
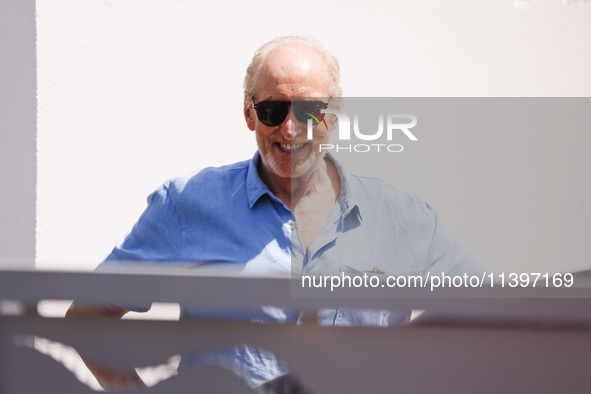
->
xmin=244 ymin=95 xmax=256 ymax=131
xmin=326 ymin=113 xmax=338 ymax=132
xmin=326 ymin=97 xmax=342 ymax=132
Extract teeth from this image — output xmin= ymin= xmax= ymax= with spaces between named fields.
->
xmin=279 ymin=143 xmax=304 ymax=151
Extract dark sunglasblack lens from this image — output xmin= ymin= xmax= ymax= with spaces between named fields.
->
xmin=253 ymin=100 xmax=329 ymax=127
xmin=292 ymin=101 xmax=329 ymax=124
xmin=253 ymin=101 xmax=290 ymax=127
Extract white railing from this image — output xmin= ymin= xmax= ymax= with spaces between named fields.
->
xmin=1 ymin=268 xmax=591 ymax=393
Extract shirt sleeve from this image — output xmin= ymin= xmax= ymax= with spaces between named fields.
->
xmin=96 ymin=183 xmax=184 ymax=312
xmin=102 ymin=184 xmax=184 ymax=264
xmin=412 ymin=200 xmax=486 ymax=277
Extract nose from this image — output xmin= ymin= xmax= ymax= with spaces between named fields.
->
xmin=278 ymin=110 xmax=301 ymax=140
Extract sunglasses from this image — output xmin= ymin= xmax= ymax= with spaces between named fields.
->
xmin=252 ymin=99 xmax=329 ymax=127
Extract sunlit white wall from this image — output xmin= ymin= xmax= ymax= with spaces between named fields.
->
xmin=35 ymin=0 xmax=591 ymax=272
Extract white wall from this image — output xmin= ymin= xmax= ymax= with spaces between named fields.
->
xmin=35 ymin=0 xmax=591 ymax=273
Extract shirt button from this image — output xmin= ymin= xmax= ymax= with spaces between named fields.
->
xmin=290 ymin=222 xmax=296 ymax=231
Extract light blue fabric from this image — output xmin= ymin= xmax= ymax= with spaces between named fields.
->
xmin=100 ymin=150 xmax=485 ymax=386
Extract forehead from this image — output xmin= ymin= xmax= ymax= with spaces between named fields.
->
xmin=253 ymin=45 xmax=330 ymax=100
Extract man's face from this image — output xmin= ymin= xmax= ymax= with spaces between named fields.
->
xmin=245 ymin=45 xmax=331 ymax=179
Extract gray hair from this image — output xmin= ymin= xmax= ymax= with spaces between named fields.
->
xmin=243 ymin=36 xmax=342 ymax=99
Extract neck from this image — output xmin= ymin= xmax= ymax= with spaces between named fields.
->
xmin=258 ymin=158 xmax=340 ymax=211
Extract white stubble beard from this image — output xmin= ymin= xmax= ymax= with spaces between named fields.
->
xmin=256 ymin=129 xmax=328 ymax=179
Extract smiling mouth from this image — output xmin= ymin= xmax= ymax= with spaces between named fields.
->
xmin=277 ymin=143 xmax=306 ymax=153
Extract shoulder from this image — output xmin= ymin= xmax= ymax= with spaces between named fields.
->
xmin=348 ymin=170 xmax=428 ymax=212
xmin=344 ymin=169 xmax=435 ymax=235
xmin=328 ymin=153 xmax=425 ymax=211
xmin=161 ymin=158 xmax=251 ymax=197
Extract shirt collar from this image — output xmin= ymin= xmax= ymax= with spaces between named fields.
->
xmin=246 ymin=151 xmax=272 ymax=209
xmin=246 ymin=151 xmax=361 ymax=221
xmin=326 ymin=152 xmax=362 ymax=221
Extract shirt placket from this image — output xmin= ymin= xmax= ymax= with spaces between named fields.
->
xmin=289 ymin=213 xmax=306 ymax=274
xmin=302 ymin=204 xmax=345 ymax=275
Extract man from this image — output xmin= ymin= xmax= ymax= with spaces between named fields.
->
xmin=68 ymin=36 xmax=484 ymax=391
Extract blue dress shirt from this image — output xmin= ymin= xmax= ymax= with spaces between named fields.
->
xmin=100 ymin=151 xmax=485 ymax=386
